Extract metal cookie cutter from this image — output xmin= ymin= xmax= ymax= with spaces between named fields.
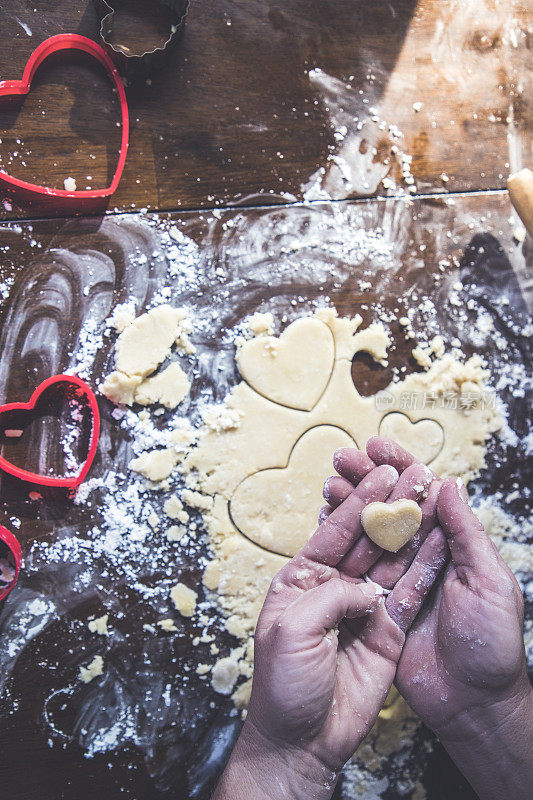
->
xmin=0 ymin=374 xmax=100 ymax=491
xmin=94 ymin=0 xmax=190 ymax=78
xmin=0 ymin=34 xmax=129 ymax=210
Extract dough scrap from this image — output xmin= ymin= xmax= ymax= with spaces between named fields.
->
xmin=79 ymin=655 xmax=104 ymax=684
xmin=116 ymin=304 xmax=189 ymax=379
xmin=133 ymin=362 xmax=190 ymax=409
xmin=361 ymin=500 xmax=422 ymax=552
xmin=158 ymin=618 xmax=178 ymax=632
xmin=130 ymin=448 xmax=179 ymax=482
xmin=170 ymin=582 xmax=197 ymax=617
xmin=236 ymin=317 xmax=335 ymax=410
xmin=247 ymin=312 xmax=274 ymax=336
xmin=230 ymin=425 xmax=355 ymax=556
xmin=211 ymin=656 xmax=240 ymax=695
xmin=101 ymin=371 xmax=142 ymax=406
xmin=101 ymin=305 xmax=193 ymax=408
xmin=88 ymin=614 xmax=109 ymax=636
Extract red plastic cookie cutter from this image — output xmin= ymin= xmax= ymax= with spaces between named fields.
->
xmin=0 ymin=526 xmax=22 ymax=602
xmin=0 ymin=34 xmax=129 ymax=208
xmin=0 ymin=374 xmax=100 ymax=490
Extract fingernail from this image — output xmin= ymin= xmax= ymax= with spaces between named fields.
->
xmin=333 ymin=449 xmax=344 ymax=469
xmin=362 ymin=579 xmax=385 ymax=596
xmin=323 ymin=477 xmax=332 ymax=500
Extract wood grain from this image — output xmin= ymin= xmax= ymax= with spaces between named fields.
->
xmin=0 ymin=191 xmax=530 ymax=800
xmin=0 ymin=0 xmax=531 ymax=219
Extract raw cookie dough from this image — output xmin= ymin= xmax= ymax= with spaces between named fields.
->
xmin=236 ymin=317 xmax=335 ymax=410
xmin=79 ymin=655 xmax=104 ymax=684
xmin=361 ymin=500 xmax=422 ymax=553
xmin=130 ymin=448 xmax=179 ymax=482
xmin=184 ymin=308 xmax=501 ymax=708
xmin=116 ymin=304 xmax=189 ymax=379
xmin=88 ymin=614 xmax=109 ymax=636
xmin=101 ymin=305 xmax=193 ymax=408
xmin=133 ymin=362 xmax=190 ymax=409
xmin=231 ymin=425 xmax=355 ymax=556
xmin=170 ymin=582 xmax=197 ymax=617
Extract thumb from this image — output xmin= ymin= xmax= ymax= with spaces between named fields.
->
xmin=436 ymin=477 xmax=498 ymax=577
xmin=280 ymin=579 xmax=385 ymax=642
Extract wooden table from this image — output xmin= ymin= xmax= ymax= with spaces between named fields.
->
xmin=0 ymin=2 xmax=531 ymax=799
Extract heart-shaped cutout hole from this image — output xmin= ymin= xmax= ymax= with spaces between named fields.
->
xmin=0 ymin=375 xmax=99 ymax=489
xmin=0 ymin=35 xmax=128 ymax=207
xmin=230 ymin=425 xmax=356 ymax=557
xmin=379 ymin=412 xmax=444 ymax=464
xmin=361 ymin=499 xmax=422 ymax=553
xmin=236 ymin=317 xmax=335 ymax=411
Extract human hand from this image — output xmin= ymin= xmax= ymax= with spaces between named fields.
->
xmin=325 ymin=436 xmax=533 ymax=800
xmin=215 ymin=460 xmax=447 ymax=800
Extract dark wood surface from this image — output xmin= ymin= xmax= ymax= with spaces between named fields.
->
xmin=0 ymin=0 xmax=532 ymax=219
xmin=0 ymin=2 xmax=532 ymax=800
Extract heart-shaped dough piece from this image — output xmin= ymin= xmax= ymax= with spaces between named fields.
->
xmin=379 ymin=413 xmax=444 ymax=464
xmin=236 ymin=318 xmax=334 ymax=411
xmin=230 ymin=425 xmax=355 ymax=557
xmin=361 ymin=499 xmax=422 ymax=553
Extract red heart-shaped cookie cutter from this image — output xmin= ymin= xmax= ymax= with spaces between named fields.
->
xmin=0 ymin=34 xmax=129 ymax=208
xmin=0 ymin=526 xmax=22 ymax=602
xmin=0 ymin=375 xmax=100 ymax=490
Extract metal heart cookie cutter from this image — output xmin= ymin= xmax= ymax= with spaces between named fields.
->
xmin=0 ymin=526 xmax=22 ymax=602
xmin=0 ymin=34 xmax=129 ymax=209
xmin=0 ymin=374 xmax=100 ymax=491
xmin=94 ymin=0 xmax=190 ymax=78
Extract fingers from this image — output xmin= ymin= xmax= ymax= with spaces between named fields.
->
xmin=368 ymin=478 xmax=441 ymax=589
xmin=333 ymin=447 xmax=376 ymax=484
xmin=385 ymin=526 xmax=449 ymax=632
xmin=436 ymin=477 xmax=498 ymax=577
xmin=323 ymin=475 xmax=355 ymax=508
xmin=278 ymin=578 xmax=385 ymax=643
xmin=337 ymin=462 xmax=433 ymax=579
xmin=366 ymin=436 xmax=425 ymax=475
xmin=301 ymin=464 xmax=398 ymax=567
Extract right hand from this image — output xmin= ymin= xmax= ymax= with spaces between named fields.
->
xmin=325 ymin=436 xmax=531 ymax=741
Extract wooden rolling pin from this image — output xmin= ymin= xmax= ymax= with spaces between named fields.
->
xmin=507 ymin=168 xmax=533 ymax=237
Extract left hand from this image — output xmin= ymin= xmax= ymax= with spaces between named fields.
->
xmin=215 ymin=461 xmax=448 ymax=800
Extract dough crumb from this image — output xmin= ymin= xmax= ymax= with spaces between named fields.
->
xmin=88 ymin=614 xmax=109 ymax=636
xmin=157 ymin=618 xmax=178 ymax=632
xmin=211 ymin=656 xmax=240 ymax=695
xmin=247 ymin=312 xmax=274 ymax=336
xmin=79 ymin=655 xmax=104 ymax=684
xmin=170 ymin=582 xmax=197 ymax=617
xmin=101 ymin=371 xmax=142 ymax=405
xmin=130 ymin=448 xmax=179 ymax=482
xmin=64 ymin=176 xmax=77 ymax=191
xmin=134 ymin=362 xmax=190 ymax=409
xmin=108 ymin=302 xmax=137 ymax=332
xmin=166 ymin=525 xmax=186 ymax=542
xmin=181 ymin=488 xmax=213 ymax=511
xmin=201 ymin=404 xmax=243 ymax=432
xmin=116 ymin=305 xmax=192 ymax=379
xmin=163 ymin=494 xmax=190 ymax=523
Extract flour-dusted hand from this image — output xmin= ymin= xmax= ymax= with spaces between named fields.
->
xmin=396 ymin=477 xmax=533 ymax=800
xmin=213 ymin=463 xmax=446 ymax=800
xmin=329 ymin=437 xmax=533 ymax=800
